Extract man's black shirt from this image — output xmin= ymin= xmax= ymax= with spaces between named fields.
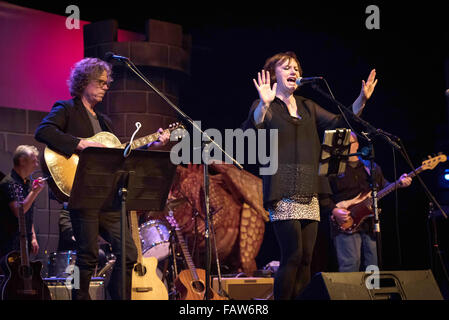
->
xmin=0 ymin=169 xmax=34 ymax=258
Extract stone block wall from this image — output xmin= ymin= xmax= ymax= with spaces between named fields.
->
xmin=84 ymin=19 xmax=191 ymax=143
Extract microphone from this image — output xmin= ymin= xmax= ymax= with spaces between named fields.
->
xmin=104 ymin=52 xmax=129 ymax=62
xmin=376 ymin=129 xmax=400 ymax=142
xmin=295 ymin=76 xmax=323 ymax=86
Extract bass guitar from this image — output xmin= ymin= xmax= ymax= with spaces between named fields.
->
xmin=129 ymin=210 xmax=168 ymax=300
xmin=43 ymin=122 xmax=184 ymax=202
xmin=333 ymin=153 xmax=447 ymax=234
xmin=166 ymin=214 xmax=227 ymax=300
xmin=0 ymin=183 xmax=51 ymax=300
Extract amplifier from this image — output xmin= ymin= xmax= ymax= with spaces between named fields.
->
xmin=212 ymin=277 xmax=274 ymax=300
xmin=44 ymin=277 xmax=105 ymax=300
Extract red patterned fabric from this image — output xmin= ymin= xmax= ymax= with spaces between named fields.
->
xmin=168 ymin=164 xmax=268 ymax=274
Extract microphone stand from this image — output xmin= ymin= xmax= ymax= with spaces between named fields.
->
xmin=360 ymin=138 xmax=383 ymax=269
xmin=310 ymin=81 xmax=447 ymax=270
xmin=113 ymin=57 xmax=243 ymax=300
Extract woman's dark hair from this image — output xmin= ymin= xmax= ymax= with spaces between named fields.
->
xmin=263 ymin=51 xmax=303 ymax=83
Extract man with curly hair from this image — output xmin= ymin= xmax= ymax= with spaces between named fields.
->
xmin=35 ymin=58 xmax=168 ymax=300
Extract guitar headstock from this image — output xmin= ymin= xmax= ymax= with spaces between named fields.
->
xmin=168 ymin=122 xmax=185 ymax=131
xmin=167 ymin=122 xmax=186 ymax=140
xmin=422 ymin=153 xmax=447 ymax=171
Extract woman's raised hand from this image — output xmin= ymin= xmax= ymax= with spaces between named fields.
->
xmin=253 ymin=70 xmax=277 ymax=106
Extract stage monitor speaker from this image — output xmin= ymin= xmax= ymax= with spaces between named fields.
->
xmin=297 ymin=270 xmax=443 ymax=300
xmin=212 ymin=277 xmax=274 ymax=300
xmin=44 ymin=277 xmax=105 ymax=300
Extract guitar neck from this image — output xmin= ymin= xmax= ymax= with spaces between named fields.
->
xmin=129 ymin=211 xmax=143 ymax=264
xmin=377 ymin=166 xmax=422 ymax=199
xmin=120 ymin=130 xmax=167 ymax=150
xmin=174 ymin=228 xmax=200 ymax=281
xmin=17 ymin=201 xmax=30 ymax=268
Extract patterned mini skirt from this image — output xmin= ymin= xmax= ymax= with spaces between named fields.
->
xmin=268 ymin=193 xmax=320 ymax=222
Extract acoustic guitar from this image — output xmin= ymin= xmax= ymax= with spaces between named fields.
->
xmin=43 ymin=122 xmax=184 ymax=202
xmin=0 ymin=183 xmax=51 ymax=300
xmin=166 ymin=214 xmax=227 ymax=300
xmin=333 ymin=153 xmax=447 ymax=234
xmin=129 ymin=210 xmax=168 ymax=300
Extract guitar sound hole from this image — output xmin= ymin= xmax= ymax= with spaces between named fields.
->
xmin=192 ymin=280 xmax=205 ymax=293
xmin=134 ymin=264 xmax=147 ymax=276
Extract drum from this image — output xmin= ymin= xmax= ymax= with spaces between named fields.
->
xmin=139 ymin=220 xmax=171 ymax=261
xmin=47 ymin=251 xmax=77 ymax=278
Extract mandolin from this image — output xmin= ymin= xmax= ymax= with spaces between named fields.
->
xmin=166 ymin=213 xmax=227 ymax=300
xmin=0 ymin=183 xmax=51 ymax=300
xmin=333 ymin=153 xmax=447 ymax=234
xmin=42 ymin=122 xmax=184 ymax=202
xmin=129 ymin=210 xmax=168 ymax=300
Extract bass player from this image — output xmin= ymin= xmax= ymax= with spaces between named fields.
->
xmin=329 ymin=131 xmax=412 ymax=272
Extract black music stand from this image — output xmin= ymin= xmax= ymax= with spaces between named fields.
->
xmin=318 ymin=128 xmax=351 ymax=176
xmin=67 ymin=147 xmax=177 ymax=300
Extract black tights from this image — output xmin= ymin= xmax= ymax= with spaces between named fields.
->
xmin=272 ymin=219 xmax=318 ymax=300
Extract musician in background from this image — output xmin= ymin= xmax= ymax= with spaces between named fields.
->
xmin=34 ymin=58 xmax=169 ymax=300
xmin=0 ymin=145 xmax=45 ymax=261
xmin=328 ymin=132 xmax=411 ymax=272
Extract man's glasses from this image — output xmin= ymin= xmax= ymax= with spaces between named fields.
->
xmin=94 ymin=79 xmax=113 ymax=88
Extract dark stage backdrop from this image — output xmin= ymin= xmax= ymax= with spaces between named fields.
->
xmin=2 ymin=1 xmax=448 ymax=275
